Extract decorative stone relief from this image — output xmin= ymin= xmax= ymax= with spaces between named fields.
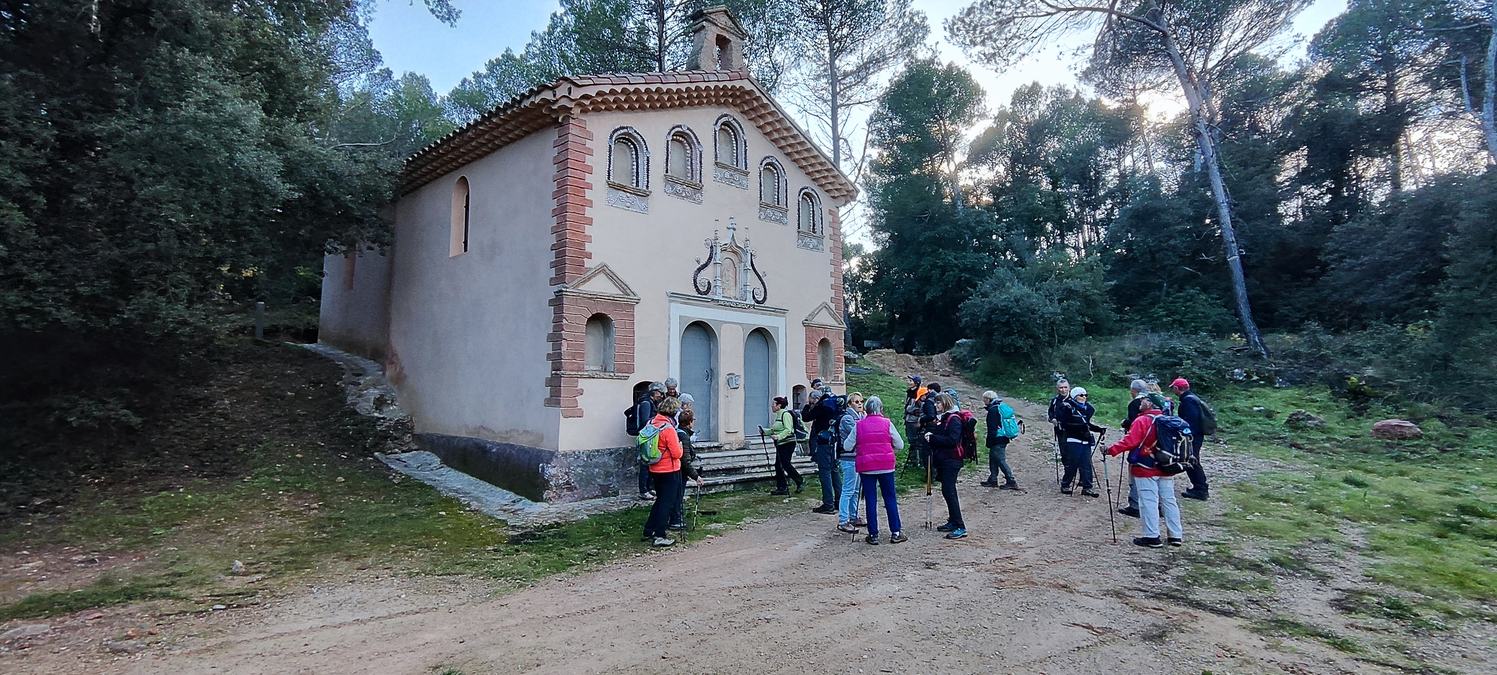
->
xmin=713 ymin=164 xmax=749 ymax=189
xmin=606 ymin=186 xmax=649 ymax=214
xmin=758 ymin=204 xmax=788 ymax=224
xmin=664 ymin=178 xmax=703 ymax=203
xmin=797 ymin=233 xmax=825 ymax=252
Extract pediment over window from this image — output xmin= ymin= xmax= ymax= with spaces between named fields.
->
xmin=802 ymin=302 xmax=845 ymax=329
xmin=563 ymin=264 xmax=640 ymax=302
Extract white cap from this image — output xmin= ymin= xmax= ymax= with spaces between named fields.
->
xmin=1071 ymin=387 xmax=1088 ymax=398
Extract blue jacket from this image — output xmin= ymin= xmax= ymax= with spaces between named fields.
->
xmin=1178 ymin=392 xmax=1207 ymax=442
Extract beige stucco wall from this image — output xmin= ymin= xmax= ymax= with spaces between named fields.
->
xmin=319 ymin=249 xmax=392 ymax=360
xmin=384 ymin=131 xmax=561 ymax=449
xmin=564 ymin=107 xmax=842 ymax=451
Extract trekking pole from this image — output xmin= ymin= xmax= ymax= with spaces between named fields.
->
xmin=757 ymin=425 xmax=772 ymax=476
xmin=1101 ymin=454 xmax=1118 ymax=544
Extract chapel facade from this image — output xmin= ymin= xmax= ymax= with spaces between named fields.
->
xmin=318 ymin=7 xmax=854 ymax=502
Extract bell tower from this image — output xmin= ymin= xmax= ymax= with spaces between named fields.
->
xmin=685 ymin=6 xmax=748 ymax=72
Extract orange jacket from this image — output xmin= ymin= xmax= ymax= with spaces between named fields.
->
xmin=646 ymin=414 xmax=683 ymax=474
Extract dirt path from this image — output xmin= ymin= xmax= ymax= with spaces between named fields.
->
xmin=4 ymin=367 xmax=1368 ymax=675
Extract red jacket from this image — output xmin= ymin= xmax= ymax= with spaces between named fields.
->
xmin=1106 ymin=409 xmax=1165 ymax=478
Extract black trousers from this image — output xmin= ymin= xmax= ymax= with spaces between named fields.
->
xmin=936 ymin=457 xmax=964 ymax=528
xmin=774 ymin=442 xmax=802 ymax=491
xmin=1184 ymin=436 xmax=1208 ymax=492
xmin=643 ymin=471 xmax=683 ymax=538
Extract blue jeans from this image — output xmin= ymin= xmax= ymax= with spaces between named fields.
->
xmin=837 ymin=458 xmax=860 ymax=524
xmin=1135 ymin=476 xmax=1183 ymax=539
xmin=861 ymin=473 xmax=901 ymax=537
xmin=1061 ymin=440 xmax=1094 ymax=490
xmin=638 ymin=463 xmax=651 ymax=496
xmin=812 ymin=441 xmax=838 ymax=507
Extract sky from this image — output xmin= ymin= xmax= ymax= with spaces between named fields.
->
xmin=367 ymin=0 xmax=1349 ymax=242
xmin=369 ymin=0 xmax=1348 ymax=113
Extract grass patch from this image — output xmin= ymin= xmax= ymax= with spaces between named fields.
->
xmin=0 ymin=574 xmax=181 ymax=621
xmin=1252 ymin=616 xmax=1363 ymax=654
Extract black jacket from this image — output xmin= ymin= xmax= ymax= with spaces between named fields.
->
xmin=919 ymin=393 xmax=940 ymax=431
xmin=1121 ymin=396 xmax=1144 ymax=431
xmin=985 ymin=401 xmax=1004 ymax=447
xmin=1056 ymin=397 xmax=1105 ymax=443
xmin=926 ymin=412 xmax=965 ymax=462
xmin=677 ymin=428 xmax=700 ymax=479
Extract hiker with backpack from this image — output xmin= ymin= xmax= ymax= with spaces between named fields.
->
xmin=903 ymin=375 xmax=927 ymax=471
xmin=626 ymin=383 xmax=667 ymax=501
xmin=1171 ymin=378 xmax=1215 ymax=501
xmin=980 ymin=391 xmax=1020 ymax=489
xmin=1117 ymin=379 xmax=1149 ymax=518
xmin=804 ymin=390 xmax=841 ymax=514
xmin=766 ymin=396 xmax=805 ymax=495
xmin=1056 ymin=387 xmax=1106 ymax=497
xmin=640 ymin=397 xmax=685 ymax=547
xmin=1104 ymin=394 xmax=1185 ymax=548
xmin=668 ymin=408 xmax=705 ymax=531
xmin=1047 ymin=378 xmax=1072 ymax=484
xmin=924 ymin=393 xmax=971 ymax=540
xmin=835 ymin=393 xmax=867 ymax=533
xmin=847 ymin=396 xmax=907 ymax=545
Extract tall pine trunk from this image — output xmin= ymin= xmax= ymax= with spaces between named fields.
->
xmin=1163 ymin=34 xmax=1270 ymax=359
xmin=1484 ymin=1 xmax=1497 ymax=163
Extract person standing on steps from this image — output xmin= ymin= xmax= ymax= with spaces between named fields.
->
xmin=903 ymin=375 xmax=927 ymax=471
xmin=1172 ymin=377 xmax=1211 ymax=501
xmin=634 ymin=382 xmax=666 ymax=502
xmin=848 ymin=396 xmax=907 ymax=545
xmin=668 ymin=408 xmax=704 ymax=531
xmin=1056 ymin=387 xmax=1106 ymax=497
xmin=766 ymin=396 xmax=804 ymax=496
xmin=641 ymin=397 xmax=684 ymax=547
xmin=804 ymin=389 xmax=839 ymax=514
xmin=835 ymin=393 xmax=866 ymax=533
xmin=1117 ymin=379 xmax=1149 ymax=518
xmin=1104 ymin=394 xmax=1184 ymax=548
xmin=924 ymin=393 xmax=968 ymax=540
xmin=980 ymin=391 xmax=1020 ymax=489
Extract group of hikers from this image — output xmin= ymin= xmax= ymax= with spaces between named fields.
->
xmin=627 ymin=370 xmax=1215 ymax=550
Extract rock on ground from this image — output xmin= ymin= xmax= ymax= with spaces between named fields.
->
xmin=1371 ymin=419 xmax=1422 ymax=440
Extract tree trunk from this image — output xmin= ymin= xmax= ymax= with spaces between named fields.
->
xmin=1162 ymin=34 xmax=1270 ymax=359
xmin=827 ymin=43 xmax=841 ymax=171
xmin=1483 ymin=2 xmax=1497 ymax=163
xmin=654 ymin=0 xmax=668 ymax=72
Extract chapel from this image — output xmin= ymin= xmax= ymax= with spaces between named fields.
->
xmin=319 ymin=6 xmax=855 ymax=502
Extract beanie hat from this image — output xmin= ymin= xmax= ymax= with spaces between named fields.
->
xmin=910 ymin=374 xmax=922 ymax=384
xmin=1146 ymin=393 xmax=1168 ymax=409
xmin=1070 ymin=387 xmax=1088 ymax=398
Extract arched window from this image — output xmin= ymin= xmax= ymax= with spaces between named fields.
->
xmin=665 ymin=126 xmax=702 ymax=184
xmin=759 ymin=158 xmax=786 ymax=206
xmin=608 ymin=128 xmax=648 ymax=191
xmin=817 ymin=338 xmax=833 ymax=380
xmin=797 ymin=188 xmax=823 ymax=237
xmin=450 ymin=176 xmax=470 ymax=256
xmin=714 ymin=115 xmax=746 ymax=169
xmin=585 ymin=314 xmax=615 ymax=372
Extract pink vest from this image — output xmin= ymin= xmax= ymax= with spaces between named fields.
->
xmin=854 ymin=415 xmax=897 ymax=473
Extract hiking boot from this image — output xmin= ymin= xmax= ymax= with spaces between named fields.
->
xmin=1133 ymin=536 xmax=1163 ymax=548
xmin=979 ymin=479 xmax=998 ymax=487
xmin=1168 ymin=537 xmax=1184 ymax=547
xmin=936 ymin=523 xmax=957 ymax=533
xmin=1060 ymin=488 xmax=1074 ymax=496
xmin=1118 ymin=506 xmax=1140 ymax=518
xmin=794 ymin=481 xmax=805 ymax=494
xmin=944 ymin=528 xmax=968 ymax=540
xmin=651 ymin=536 xmax=676 ymax=547
xmin=1182 ymin=489 xmax=1209 ymax=501
xmin=864 ymin=534 xmax=880 ymax=545
xmin=1081 ymin=489 xmax=1100 ymax=498
xmin=837 ymin=523 xmax=859 ymax=534
xmin=768 ymin=489 xmax=790 ymax=496
xmin=852 ymin=518 xmax=867 ymax=527
xmin=889 ymin=532 xmax=908 ymax=544
xmin=638 ymin=492 xmax=654 ymax=502
xmin=812 ymin=504 xmax=837 ymax=514
xmin=999 ymin=480 xmax=1019 ymax=490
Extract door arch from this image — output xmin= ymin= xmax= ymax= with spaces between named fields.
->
xmin=743 ymin=328 xmax=776 ymax=434
xmin=680 ymin=321 xmax=718 ymax=441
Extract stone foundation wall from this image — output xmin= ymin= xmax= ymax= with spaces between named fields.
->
xmin=415 ymin=433 xmax=634 ymax=503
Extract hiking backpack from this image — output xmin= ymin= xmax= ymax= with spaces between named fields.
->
xmin=624 ymin=403 xmax=642 ymax=436
xmin=1136 ymin=415 xmax=1194 ymax=476
xmin=955 ymin=410 xmax=978 ymax=461
xmin=636 ymin=419 xmax=671 ymax=466
xmin=1186 ymin=393 xmax=1218 ymax=436
xmin=787 ymin=410 xmax=810 ymax=442
xmin=999 ymin=403 xmax=1021 ymax=438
